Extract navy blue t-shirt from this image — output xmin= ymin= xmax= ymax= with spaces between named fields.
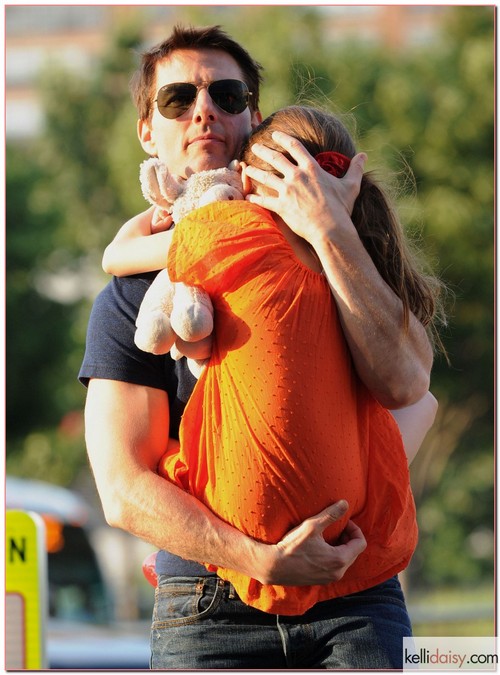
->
xmin=79 ymin=273 xmax=214 ymax=577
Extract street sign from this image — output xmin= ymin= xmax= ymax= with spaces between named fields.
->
xmin=6 ymin=510 xmax=48 ymax=670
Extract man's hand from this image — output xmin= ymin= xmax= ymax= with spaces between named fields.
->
xmin=256 ymin=500 xmax=367 ymax=587
xmin=245 ymin=131 xmax=366 ymax=246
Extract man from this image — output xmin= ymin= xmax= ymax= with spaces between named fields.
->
xmin=80 ymin=24 xmax=433 ymax=669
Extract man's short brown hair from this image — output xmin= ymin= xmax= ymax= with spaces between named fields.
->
xmin=130 ymin=24 xmax=264 ymax=121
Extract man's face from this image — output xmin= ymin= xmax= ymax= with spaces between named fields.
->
xmin=138 ymin=48 xmax=262 ymax=177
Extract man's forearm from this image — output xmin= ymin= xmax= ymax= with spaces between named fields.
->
xmin=85 ymin=380 xmax=263 ymax=579
xmin=100 ymin=468 xmax=365 ymax=588
xmin=313 ymin=224 xmax=433 ymax=408
xmin=85 ymin=379 xmax=366 ymax=587
xmin=100 ymin=465 xmax=265 ymax=578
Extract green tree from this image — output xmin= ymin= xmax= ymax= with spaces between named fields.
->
xmin=332 ymin=7 xmax=495 ymax=588
xmin=400 ymin=8 xmax=494 ymax=588
xmin=6 ymin=19 xmax=147 ymax=484
xmin=37 ymin=20 xmax=147 ymax=257
xmin=6 ymin=144 xmax=79 ymax=435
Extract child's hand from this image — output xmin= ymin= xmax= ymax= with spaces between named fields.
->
xmin=151 ymin=208 xmax=173 ymax=234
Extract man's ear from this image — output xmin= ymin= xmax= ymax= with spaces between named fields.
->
xmin=239 ymin=162 xmax=253 ymax=196
xmin=138 ymin=118 xmax=157 ymax=156
xmin=250 ymin=109 xmax=263 ymax=129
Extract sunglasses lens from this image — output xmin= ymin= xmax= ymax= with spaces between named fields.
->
xmin=156 ymin=80 xmax=250 ymax=119
xmin=208 ymin=80 xmax=250 ymax=115
xmin=156 ymin=83 xmax=197 ymax=119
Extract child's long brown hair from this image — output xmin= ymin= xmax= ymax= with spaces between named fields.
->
xmin=241 ymin=105 xmax=447 ymax=352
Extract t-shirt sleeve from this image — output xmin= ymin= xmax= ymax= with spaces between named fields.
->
xmin=78 ymin=274 xmax=172 ymax=391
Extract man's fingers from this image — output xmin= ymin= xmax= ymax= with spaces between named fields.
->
xmin=269 ymin=130 xmax=309 ymax=162
xmin=341 ymin=520 xmax=367 ymax=552
xmin=346 ymin=152 xmax=367 ymax=179
xmin=251 ymin=131 xmax=311 ymax=175
xmin=310 ymin=499 xmax=349 ymax=533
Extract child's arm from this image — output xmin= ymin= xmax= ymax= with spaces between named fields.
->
xmin=103 ymin=207 xmax=174 ymax=277
xmin=390 ymin=391 xmax=438 ymax=465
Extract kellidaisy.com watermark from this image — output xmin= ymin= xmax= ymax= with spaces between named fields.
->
xmin=403 ymin=637 xmax=499 ymax=671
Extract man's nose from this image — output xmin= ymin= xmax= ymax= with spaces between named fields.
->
xmin=191 ymin=87 xmax=217 ymax=123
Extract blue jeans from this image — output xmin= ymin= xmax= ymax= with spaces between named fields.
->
xmin=150 ymin=575 xmax=412 ymax=669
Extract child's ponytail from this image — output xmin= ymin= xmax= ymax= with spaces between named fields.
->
xmin=352 ymin=173 xmax=446 ymax=351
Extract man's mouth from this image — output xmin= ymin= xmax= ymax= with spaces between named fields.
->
xmin=189 ymin=134 xmax=225 ymax=146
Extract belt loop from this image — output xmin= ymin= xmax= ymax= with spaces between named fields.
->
xmin=217 ymin=578 xmax=236 ymax=599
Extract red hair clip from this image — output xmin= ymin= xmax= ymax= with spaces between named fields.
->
xmin=315 ymin=151 xmax=351 ymax=178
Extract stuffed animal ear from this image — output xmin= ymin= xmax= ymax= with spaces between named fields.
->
xmin=139 ymin=158 xmax=186 ymax=211
xmin=140 ymin=158 xmax=172 ymax=210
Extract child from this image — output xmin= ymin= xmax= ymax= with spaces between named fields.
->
xmin=104 ymin=106 xmax=440 ymax=614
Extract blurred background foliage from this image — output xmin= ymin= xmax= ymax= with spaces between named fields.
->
xmin=6 ymin=5 xmax=494 ymax=597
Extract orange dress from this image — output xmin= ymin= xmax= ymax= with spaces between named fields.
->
xmin=159 ymin=200 xmax=418 ymax=615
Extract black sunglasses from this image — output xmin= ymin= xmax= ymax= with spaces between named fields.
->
xmin=155 ymin=79 xmax=252 ymax=119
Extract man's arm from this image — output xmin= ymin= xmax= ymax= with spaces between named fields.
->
xmin=246 ymin=133 xmax=433 ymax=408
xmin=85 ymin=378 xmax=366 ymax=585
xmin=313 ymin=218 xmax=432 ymax=408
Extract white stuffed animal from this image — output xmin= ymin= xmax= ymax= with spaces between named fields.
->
xmin=134 ymin=157 xmax=244 ymax=370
